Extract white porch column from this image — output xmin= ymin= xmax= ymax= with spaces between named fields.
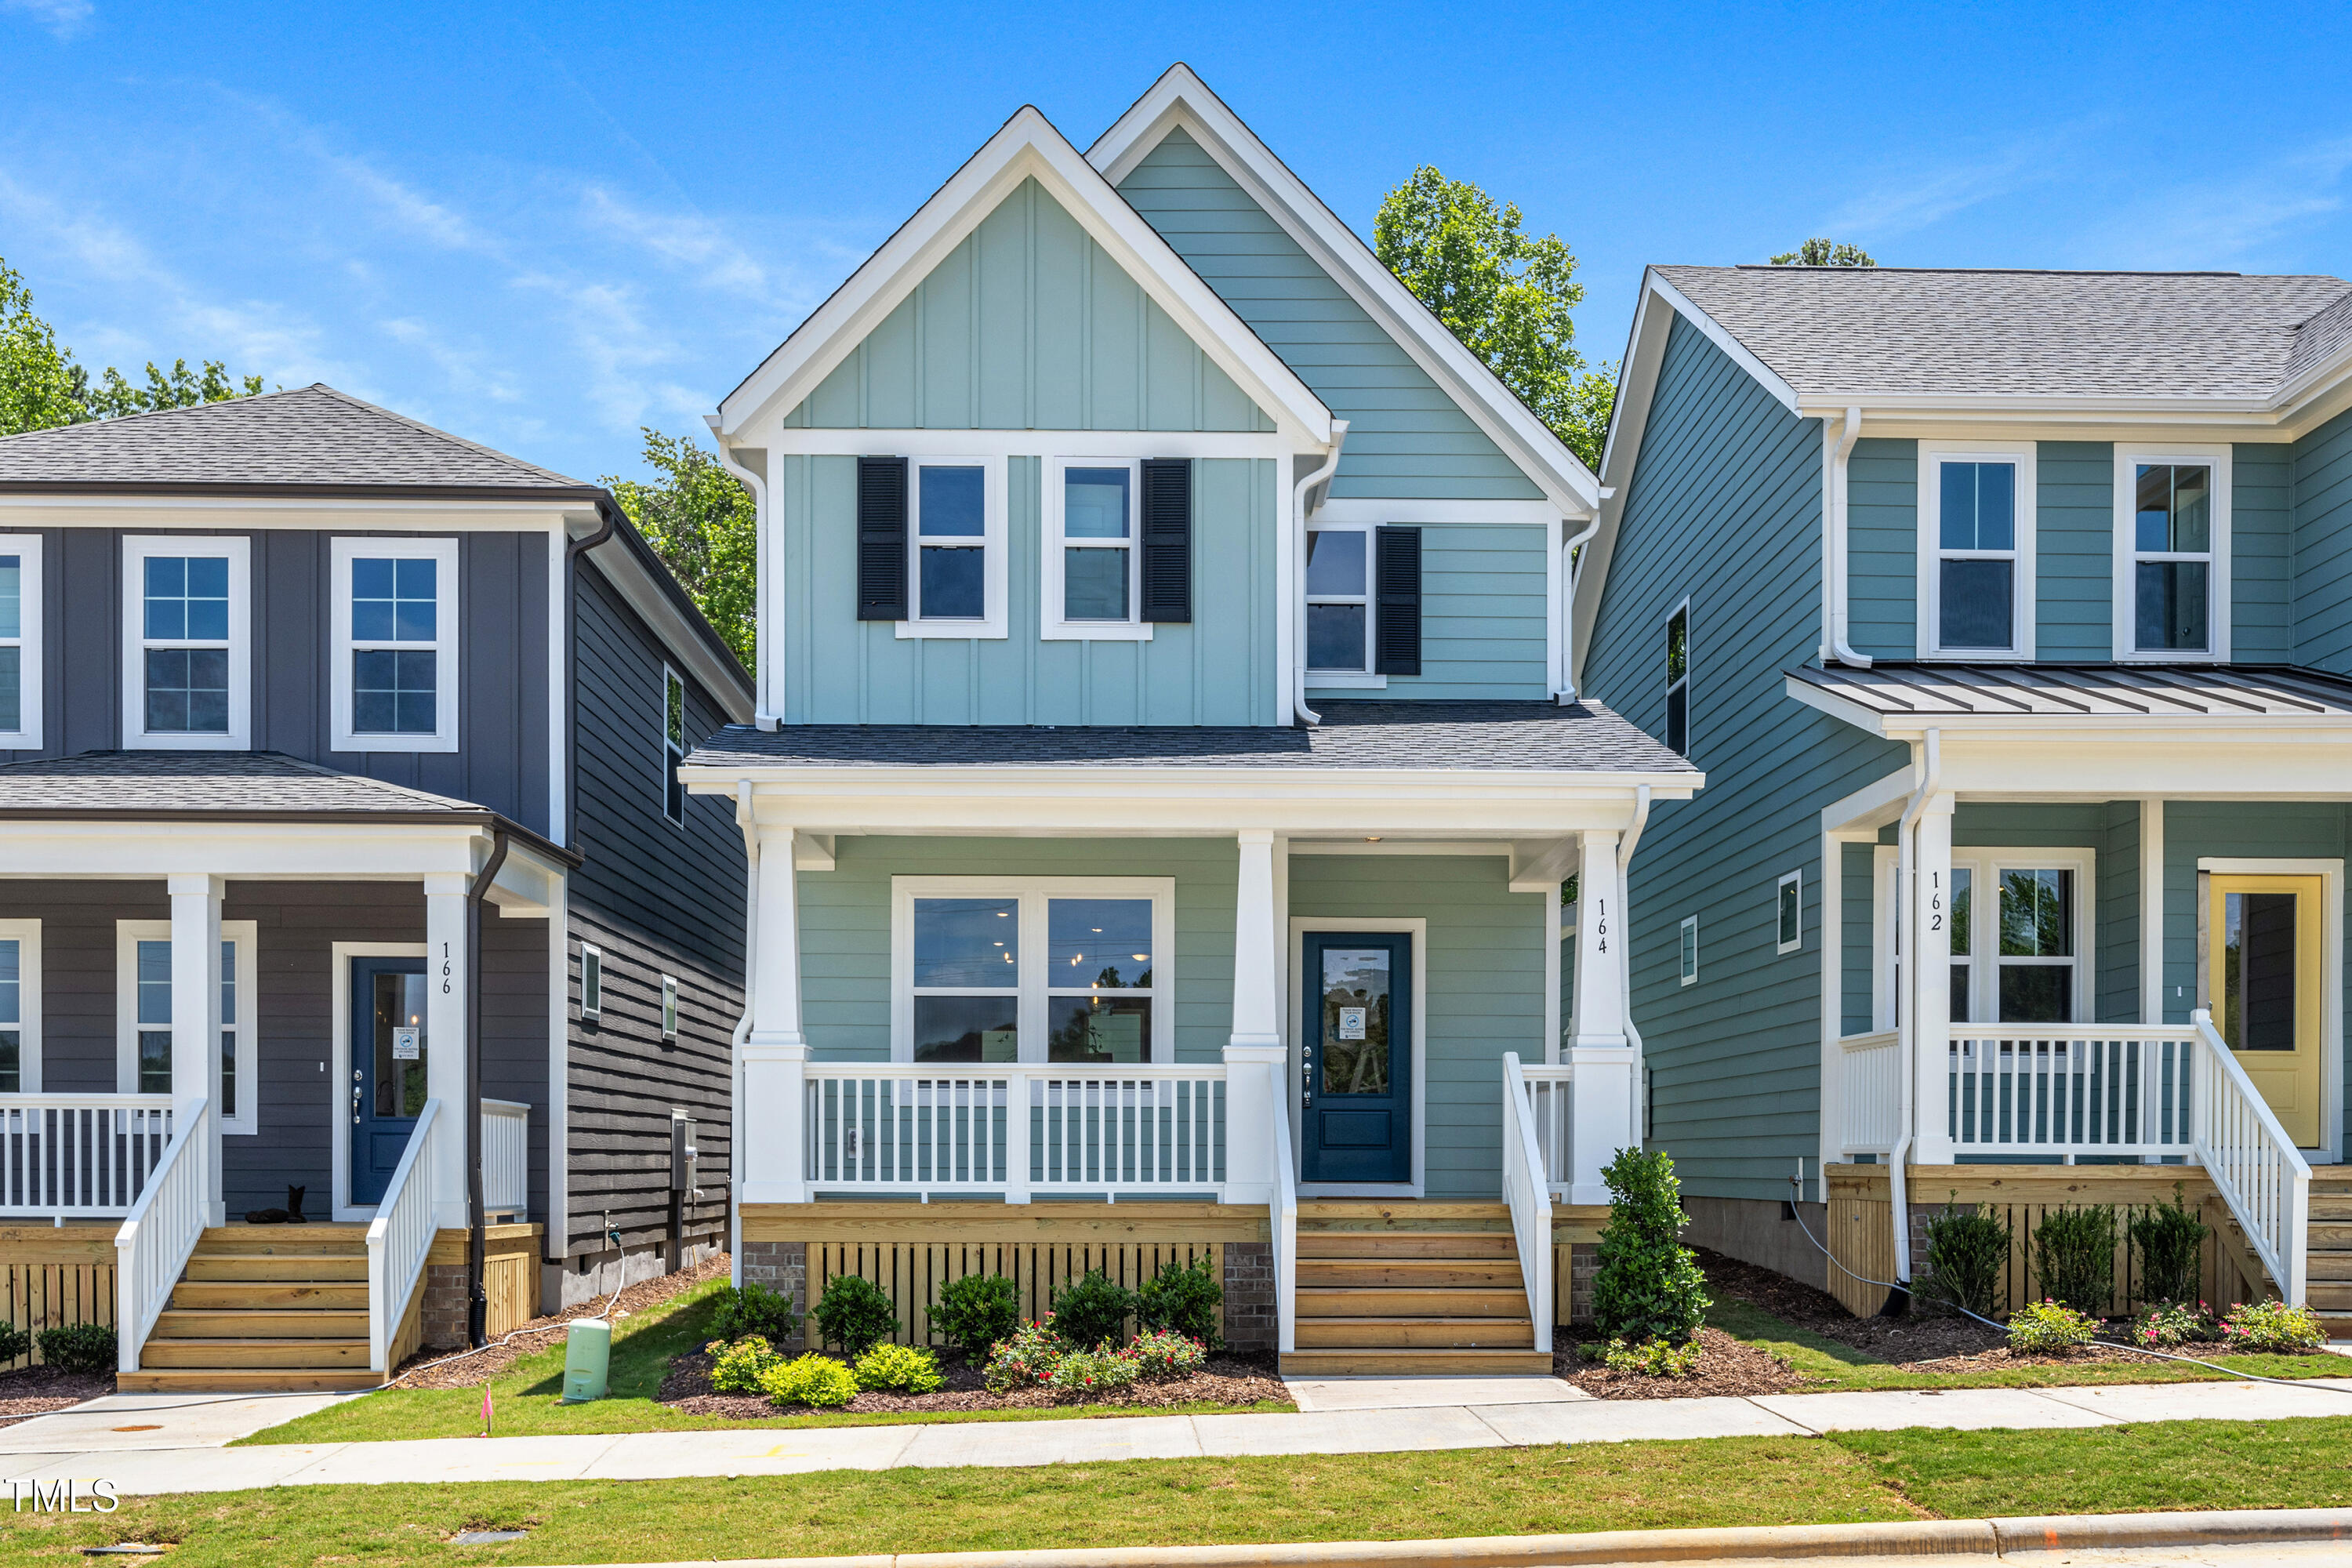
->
xmin=742 ymin=828 xmax=809 ymax=1204
xmin=1911 ymin=795 xmax=1957 ymax=1165
xmin=1566 ymin=830 xmax=1636 ymax=1203
xmin=1223 ymin=830 xmax=1283 ymax=1205
xmin=423 ymin=873 xmax=470 ymax=1231
xmin=166 ymin=874 xmax=224 ymax=1226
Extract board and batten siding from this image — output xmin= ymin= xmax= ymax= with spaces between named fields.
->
xmin=1287 ymin=853 xmax=1547 ymax=1200
xmin=1584 ymin=314 xmax=1906 ymax=1203
xmin=567 ymin=569 xmax=743 ymax=1260
xmin=1116 ymin=127 xmax=1544 ymax=503
xmin=1305 ymin=523 xmax=1551 ymax=702
xmin=2 ymin=526 xmax=551 ymax=836
xmin=2292 ymin=405 xmax=2352 ymax=672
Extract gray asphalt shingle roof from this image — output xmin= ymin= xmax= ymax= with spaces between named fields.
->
xmin=1788 ymin=662 xmax=2352 ymax=723
xmin=0 ymin=750 xmax=490 ymax=815
xmin=684 ymin=701 xmax=1696 ymax=773
xmin=1657 ymin=266 xmax=2352 ymax=401
xmin=0 ymin=383 xmax=591 ymax=491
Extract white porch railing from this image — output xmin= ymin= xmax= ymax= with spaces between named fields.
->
xmin=1837 ymin=1030 xmax=1901 ymax=1153
xmin=1946 ymin=1025 xmax=2199 ymax=1160
xmin=1518 ymin=1062 xmax=1575 ymax=1199
xmin=481 ymin=1098 xmax=530 ymax=1221
xmin=1500 ymin=1053 xmax=1555 ymax=1352
xmin=366 ymin=1098 xmax=444 ymax=1375
xmin=1269 ymin=1061 xmax=1298 ymax=1356
xmin=802 ymin=1064 xmax=1226 ymax=1200
xmin=111 ymin=1095 xmax=211 ymax=1375
xmin=2190 ymin=1010 xmax=2311 ymax=1305
xmin=0 ymin=1094 xmax=178 ymax=1218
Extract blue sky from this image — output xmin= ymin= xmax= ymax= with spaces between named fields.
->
xmin=5 ymin=1 xmax=2349 ymax=483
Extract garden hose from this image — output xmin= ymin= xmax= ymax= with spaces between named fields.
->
xmin=382 ymin=1221 xmax=637 ymax=1387
xmin=1783 ymin=1174 xmax=2350 ymax=1394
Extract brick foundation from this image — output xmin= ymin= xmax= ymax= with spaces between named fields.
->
xmin=1567 ymin=1243 xmax=1598 ymax=1324
xmin=739 ymin=1239 xmax=809 ymax=1349
xmin=1221 ymin=1241 xmax=1274 ymax=1350
xmin=420 ymin=1261 xmax=469 ymax=1351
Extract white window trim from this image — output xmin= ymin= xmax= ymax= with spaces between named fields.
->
xmin=1871 ymin=846 xmax=2094 ymax=1029
xmin=1664 ymin=596 xmax=1691 ymax=753
xmin=1043 ymin=456 xmax=1152 ymax=642
xmin=1918 ymin=441 xmax=2037 ymax=662
xmin=121 ymin=535 xmax=252 ymax=750
xmin=661 ymin=665 xmax=688 ymax=828
xmin=898 ymin=454 xmax=1009 ymax=640
xmin=114 ymin=919 xmax=259 ymax=1133
xmin=661 ymin=975 xmax=679 ymax=1040
xmin=2113 ymin=445 xmax=2231 ymax=662
xmin=1304 ymin=520 xmax=1381 ymax=687
xmin=0 ymin=534 xmax=43 ymax=750
xmin=0 ymin=918 xmax=42 ymax=1093
xmin=329 ymin=536 xmax=460 ymax=753
xmin=890 ymin=875 xmax=1176 ymax=1063
xmin=1679 ymin=914 xmax=1698 ymax=985
xmin=580 ymin=943 xmax=603 ymax=1020
xmin=1777 ymin=869 xmax=1803 ymax=956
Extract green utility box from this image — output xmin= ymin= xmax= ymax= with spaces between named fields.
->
xmin=560 ymin=1319 xmax=611 ymax=1403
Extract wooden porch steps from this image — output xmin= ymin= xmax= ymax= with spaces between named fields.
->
xmin=116 ymin=1225 xmax=387 ymax=1395
xmin=1278 ymin=1203 xmax=1552 ymax=1377
xmin=2298 ymin=1169 xmax=2352 ymax=1340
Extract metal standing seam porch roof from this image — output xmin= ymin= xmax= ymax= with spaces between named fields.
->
xmin=1786 ymin=662 xmax=2352 ymax=729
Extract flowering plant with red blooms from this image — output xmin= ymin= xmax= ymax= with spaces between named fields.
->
xmin=982 ymin=1316 xmax=1066 ymax=1392
xmin=1128 ymin=1327 xmax=1207 ymax=1379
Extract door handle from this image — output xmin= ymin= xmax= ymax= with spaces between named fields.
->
xmin=351 ymin=1080 xmax=362 ymax=1126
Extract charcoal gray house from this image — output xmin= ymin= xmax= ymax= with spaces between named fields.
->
xmin=0 ymin=386 xmax=750 ymax=1389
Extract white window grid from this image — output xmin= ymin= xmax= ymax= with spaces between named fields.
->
xmin=580 ymin=944 xmax=603 ymax=1020
xmin=1043 ymin=456 xmax=1152 ymax=641
xmin=0 ymin=919 xmax=41 ymax=1094
xmin=1305 ymin=522 xmax=1381 ymax=686
xmin=900 ymin=455 xmax=1009 ymax=640
xmin=1871 ymin=846 xmax=2093 ymax=1029
xmin=2114 ymin=445 xmax=2231 ymax=662
xmin=120 ymin=535 xmax=252 ymax=750
xmin=114 ymin=919 xmax=259 ymax=1134
xmin=328 ymin=536 xmax=459 ymax=753
xmin=1679 ymin=915 xmax=1698 ymax=985
xmin=1917 ymin=442 xmax=2037 ymax=661
xmin=0 ymin=535 xmax=43 ymax=750
xmin=661 ymin=975 xmax=679 ymax=1040
xmin=1777 ymin=869 xmax=1802 ymax=955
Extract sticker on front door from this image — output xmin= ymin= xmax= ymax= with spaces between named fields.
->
xmin=1301 ymin=932 xmax=1411 ymax=1184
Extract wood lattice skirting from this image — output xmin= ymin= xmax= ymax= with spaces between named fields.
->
xmin=0 ymin=1225 xmax=116 ymax=1371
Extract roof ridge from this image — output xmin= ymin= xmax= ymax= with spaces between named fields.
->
xmin=260 ymin=750 xmax=495 ymax=812
xmin=299 ymin=385 xmax=590 ymax=489
xmin=0 ymin=380 xmax=325 ymax=445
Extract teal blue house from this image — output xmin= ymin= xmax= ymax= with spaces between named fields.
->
xmin=1580 ymin=263 xmax=2352 ymax=1319
xmin=685 ymin=67 xmax=1697 ymax=1371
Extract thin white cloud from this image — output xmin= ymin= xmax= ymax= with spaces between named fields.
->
xmin=2071 ymin=135 xmax=2352 ymax=268
xmin=2 ymin=0 xmax=93 ymax=41
xmin=1820 ymin=128 xmax=2084 ymax=244
xmin=581 ymin=187 xmax=771 ymax=297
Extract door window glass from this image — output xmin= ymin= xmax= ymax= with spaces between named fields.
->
xmin=2222 ymin=891 xmax=2297 ymax=1051
xmin=1319 ymin=947 xmax=1392 ymax=1096
xmin=372 ymin=971 xmax=428 ymax=1116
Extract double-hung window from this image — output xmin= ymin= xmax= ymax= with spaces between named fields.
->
xmin=1920 ymin=445 xmax=2034 ymax=659
xmin=662 ymin=666 xmax=688 ymax=826
xmin=895 ymin=877 xmax=1174 ymax=1064
xmin=1664 ymin=601 xmax=1690 ymax=753
xmin=0 ymin=920 xmax=38 ymax=1093
xmin=122 ymin=536 xmax=250 ymax=748
xmin=2116 ymin=448 xmax=2229 ymax=660
xmin=116 ymin=920 xmax=258 ymax=1131
xmin=902 ymin=456 xmax=1007 ymax=637
xmin=1875 ymin=848 xmax=2087 ymax=1029
xmin=0 ymin=535 xmax=42 ymax=749
xmin=1044 ymin=459 xmax=1151 ymax=640
xmin=332 ymin=538 xmax=459 ymax=751
xmin=1305 ymin=524 xmax=1376 ymax=681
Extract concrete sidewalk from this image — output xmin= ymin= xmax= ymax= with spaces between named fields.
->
xmin=5 ymin=1373 xmax=2352 ymax=1497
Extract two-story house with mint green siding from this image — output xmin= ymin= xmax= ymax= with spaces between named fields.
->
xmin=1580 ymin=263 xmax=2352 ymax=1324
xmin=685 ymin=65 xmax=1699 ymax=1374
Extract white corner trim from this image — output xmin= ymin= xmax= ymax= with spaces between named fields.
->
xmin=119 ymin=534 xmax=252 ymax=751
xmin=2112 ymin=444 xmax=2232 ymax=663
xmin=1917 ymin=441 xmax=2038 ymax=662
xmin=328 ymin=535 xmax=461 ymax=754
xmin=1287 ymin=914 xmax=1428 ymax=1198
xmin=0 ymin=534 xmax=43 ymax=751
xmin=1041 ymin=456 xmax=1152 ymax=642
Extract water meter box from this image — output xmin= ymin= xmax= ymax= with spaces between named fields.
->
xmin=561 ymin=1319 xmax=611 ymax=1403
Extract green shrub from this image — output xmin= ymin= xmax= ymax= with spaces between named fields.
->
xmin=982 ymin=1319 xmax=1065 ymax=1392
xmin=810 ymin=1274 xmax=898 ymax=1359
xmin=1045 ymin=1345 xmax=1141 ymax=1394
xmin=1128 ymin=1327 xmax=1207 ymax=1380
xmin=927 ymin=1272 xmax=1020 ymax=1363
xmin=2129 ymin=1184 xmax=2210 ymax=1307
xmin=760 ymin=1352 xmax=860 ymax=1408
xmin=1047 ymin=1270 xmax=1134 ymax=1349
xmin=852 ymin=1341 xmax=944 ymax=1394
xmin=0 ymin=1319 xmax=28 ymax=1367
xmin=708 ymin=1282 xmax=800 ymax=1345
xmin=1591 ymin=1148 xmax=1710 ymax=1346
xmin=2030 ymin=1204 xmax=2117 ymax=1312
xmin=1922 ymin=1194 xmax=2010 ymax=1318
xmin=1597 ymin=1337 xmax=1702 ymax=1377
xmin=35 ymin=1321 xmax=114 ymax=1375
xmin=707 ymin=1335 xmax=785 ymax=1393
xmin=2132 ymin=1301 xmax=2220 ymax=1349
xmin=1134 ymin=1254 xmax=1222 ymax=1347
xmin=2222 ymin=1298 xmax=2325 ymax=1353
xmin=2007 ymin=1300 xmax=2099 ymax=1353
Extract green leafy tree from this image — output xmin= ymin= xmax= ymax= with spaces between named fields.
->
xmin=2 ymin=255 xmax=266 ymax=434
xmin=79 ymin=359 xmax=263 ymax=419
xmin=607 ymin=428 xmax=756 ymax=670
xmin=1374 ymin=169 xmax=1615 ymax=471
xmin=1770 ymin=239 xmax=1877 ymax=267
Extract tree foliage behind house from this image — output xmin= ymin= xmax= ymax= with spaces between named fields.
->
xmin=1374 ymin=169 xmax=1616 ymax=472
xmin=1770 ymin=238 xmax=1878 ymax=267
xmin=1 ymin=256 xmax=264 ymax=435
xmin=606 ymin=428 xmax=757 ymax=670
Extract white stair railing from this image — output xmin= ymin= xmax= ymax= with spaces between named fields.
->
xmin=1517 ymin=1062 xmax=1574 ymax=1197
xmin=1836 ymin=1030 xmax=1901 ymax=1154
xmin=111 ymin=1094 xmax=212 ymax=1375
xmin=480 ymin=1098 xmax=530 ymax=1221
xmin=2190 ymin=1010 xmax=2311 ymax=1305
xmin=1500 ymin=1053 xmax=1555 ymax=1352
xmin=1269 ymin=1058 xmax=1298 ymax=1356
xmin=366 ymin=1098 xmax=444 ymax=1375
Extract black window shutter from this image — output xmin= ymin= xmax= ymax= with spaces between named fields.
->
xmin=1139 ymin=458 xmax=1192 ymax=623
xmin=855 ymin=456 xmax=908 ymax=621
xmin=1374 ymin=524 xmax=1422 ymax=676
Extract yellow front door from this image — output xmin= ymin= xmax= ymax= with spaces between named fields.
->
xmin=2206 ymin=874 xmax=2325 ymax=1148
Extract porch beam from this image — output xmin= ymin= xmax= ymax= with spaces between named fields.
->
xmin=424 ymin=874 xmax=470 ymax=1231
xmin=165 ymin=873 xmax=224 ymax=1227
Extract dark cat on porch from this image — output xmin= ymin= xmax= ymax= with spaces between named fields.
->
xmin=241 ymin=1185 xmax=307 ymax=1225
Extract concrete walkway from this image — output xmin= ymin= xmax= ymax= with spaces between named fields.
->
xmin=5 ymin=1374 xmax=2352 ymax=1497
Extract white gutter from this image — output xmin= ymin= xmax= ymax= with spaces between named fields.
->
xmin=1555 ymin=514 xmax=1600 ymax=703
xmin=1823 ymin=406 xmax=1871 ymax=668
xmin=710 ymin=434 xmax=779 ymax=730
xmin=1888 ymin=729 xmax=1940 ymax=1294
xmin=1290 ymin=419 xmax=1349 ymax=726
xmin=726 ymin=779 xmax=759 ymax=1288
xmin=1616 ymin=784 xmax=1652 ymax=1138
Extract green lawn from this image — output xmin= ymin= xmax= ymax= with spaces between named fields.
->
xmin=1705 ymin=1297 xmax=2352 ymax=1392
xmin=21 ymin=1417 xmax=2352 ymax=1566
xmin=243 ymin=1279 xmax=1284 ymax=1446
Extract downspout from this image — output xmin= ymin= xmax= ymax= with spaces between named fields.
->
xmin=563 ymin=508 xmax=619 ymax=854
xmin=1824 ymin=407 xmax=1871 ymax=668
xmin=1886 ymin=728 xmax=1941 ymax=1312
xmin=464 ymin=828 xmax=512 ymax=1348
xmin=1617 ymin=785 xmax=1652 ymax=1141
xmin=1555 ymin=515 xmax=1601 ymax=703
xmin=727 ymin=780 xmax=759 ymax=1289
xmin=711 ymin=440 xmax=777 ymax=731
xmin=1290 ymin=419 xmax=1349 ymax=727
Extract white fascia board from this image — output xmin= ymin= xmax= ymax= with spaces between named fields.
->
xmin=1088 ymin=67 xmax=1600 ymax=517
xmin=1642 ymin=274 xmax=1802 ymax=416
xmin=486 ymin=841 xmax=564 ymax=916
xmin=1791 ymin=355 xmax=2352 ymax=441
xmin=0 ymin=821 xmax=489 ymax=878
xmin=1782 ymin=674 xmax=1896 ymax=736
xmin=0 ymin=495 xmax=582 ymax=531
xmin=717 ymin=105 xmax=1330 ymax=449
xmin=1311 ymin=498 xmax=1563 ymax=525
xmin=1934 ymin=735 xmax=2352 ymax=799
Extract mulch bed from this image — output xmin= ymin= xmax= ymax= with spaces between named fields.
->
xmin=659 ymin=1346 xmax=1290 ymax=1417
xmin=386 ymin=1251 xmax=733 ymax=1389
xmin=0 ymin=1366 xmax=114 ymax=1428
xmin=1554 ymin=1324 xmax=1803 ymax=1399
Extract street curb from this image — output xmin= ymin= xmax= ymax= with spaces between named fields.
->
xmin=612 ymin=1507 xmax=2352 ymax=1566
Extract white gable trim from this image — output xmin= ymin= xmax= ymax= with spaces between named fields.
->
xmin=715 ymin=106 xmax=1330 ymax=450
xmin=1089 ymin=67 xmax=1600 ymax=519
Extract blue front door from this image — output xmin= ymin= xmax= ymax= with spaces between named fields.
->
xmin=1300 ymin=932 xmax=1412 ymax=1184
xmin=350 ymin=957 xmax=429 ymax=1206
